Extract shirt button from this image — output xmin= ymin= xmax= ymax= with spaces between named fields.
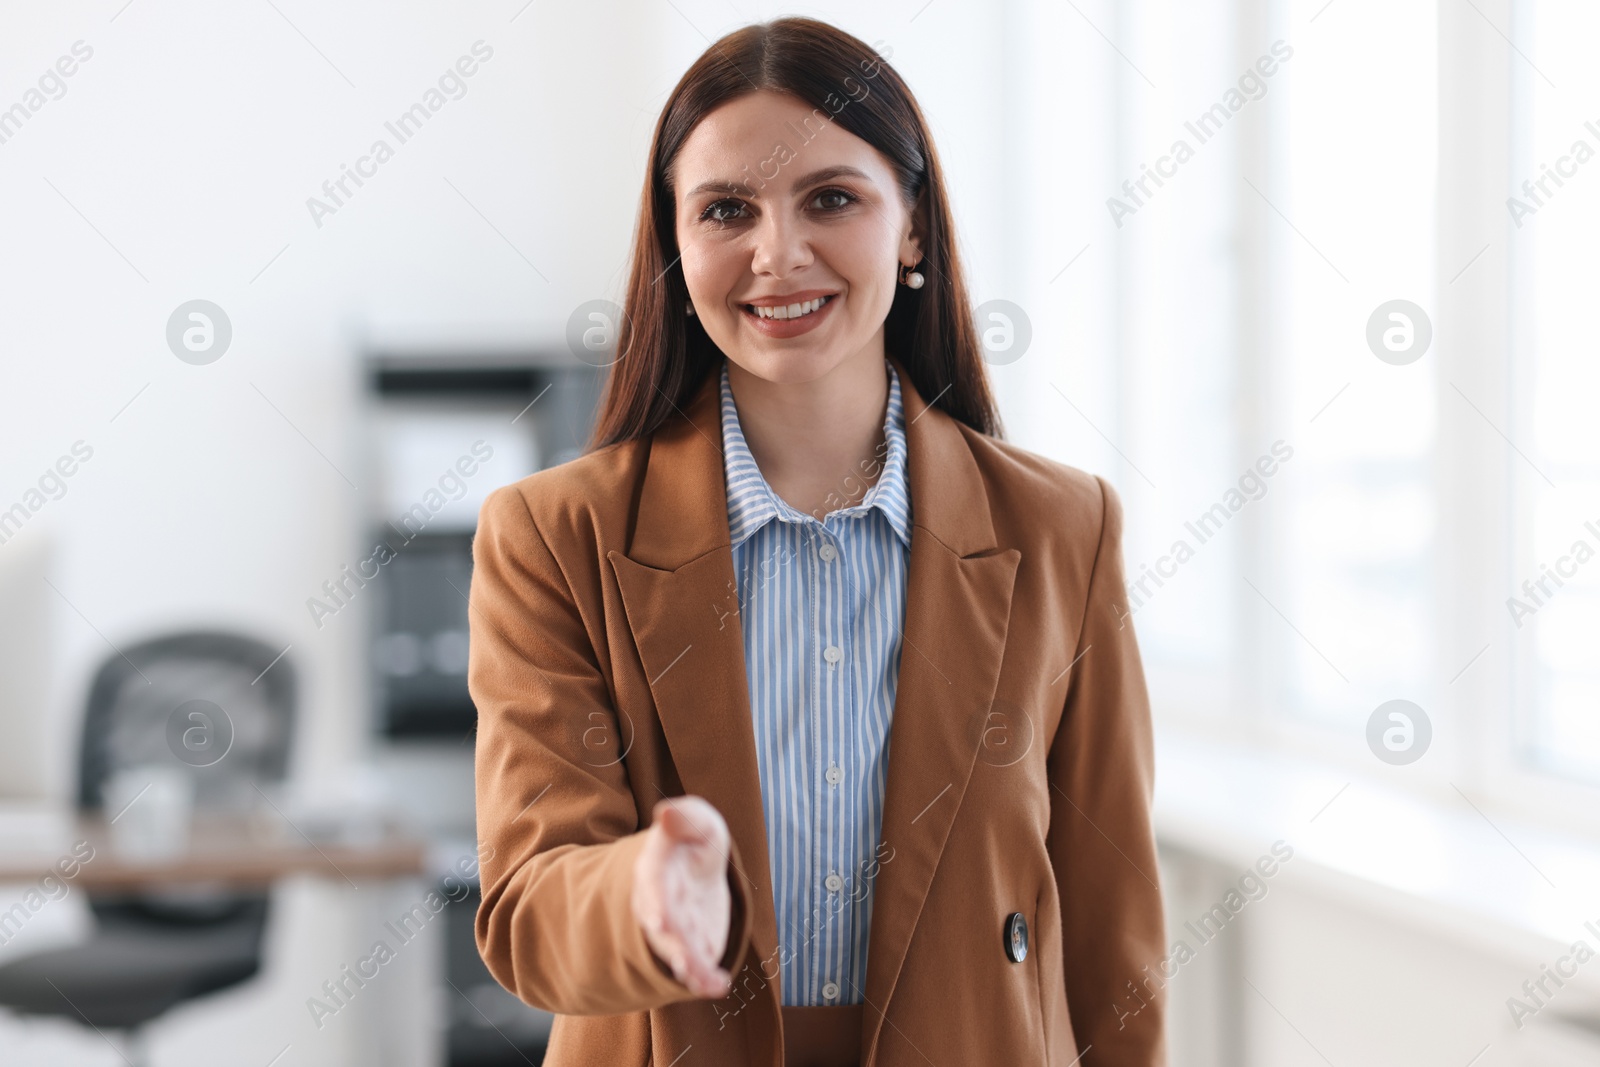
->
xmin=823 ymin=645 xmax=842 ymax=664
xmin=821 ymin=981 xmax=841 ymax=1001
xmin=825 ymin=765 xmax=843 ymax=786
xmin=818 ymin=542 xmax=837 ymax=562
xmin=825 ymin=872 xmax=844 ymax=893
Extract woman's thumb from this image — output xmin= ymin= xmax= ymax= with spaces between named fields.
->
xmin=657 ymin=796 xmax=718 ymax=845
xmin=656 ymin=800 xmax=695 ymax=841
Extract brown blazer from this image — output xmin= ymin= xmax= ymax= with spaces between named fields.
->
xmin=468 ymin=353 xmax=1169 ymax=1066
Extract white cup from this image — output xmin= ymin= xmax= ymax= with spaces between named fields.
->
xmin=104 ymin=765 xmax=195 ymax=862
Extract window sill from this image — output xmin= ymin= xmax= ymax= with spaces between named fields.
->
xmin=1152 ymin=726 xmax=1600 ymax=991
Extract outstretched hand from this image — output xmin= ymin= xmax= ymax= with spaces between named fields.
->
xmin=631 ymin=795 xmax=734 ymax=998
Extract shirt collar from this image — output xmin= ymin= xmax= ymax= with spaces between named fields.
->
xmin=721 ymin=357 xmax=913 ymax=551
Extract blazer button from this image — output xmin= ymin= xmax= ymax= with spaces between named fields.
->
xmin=1004 ymin=912 xmax=1029 ymax=963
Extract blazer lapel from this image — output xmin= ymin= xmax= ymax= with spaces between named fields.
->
xmin=607 ymin=354 xmax=1020 ymax=1059
xmin=860 ymin=356 xmax=1020 ymax=1059
xmin=606 ymin=365 xmax=782 ymax=988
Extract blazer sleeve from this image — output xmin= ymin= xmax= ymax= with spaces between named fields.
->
xmin=468 ymin=484 xmax=754 ymax=1015
xmin=1046 ymin=475 xmax=1169 ymax=1066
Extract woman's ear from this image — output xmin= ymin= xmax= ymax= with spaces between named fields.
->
xmin=901 ymin=187 xmax=930 ymax=264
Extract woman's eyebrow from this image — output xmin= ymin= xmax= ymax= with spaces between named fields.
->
xmin=686 ymin=164 xmax=872 ymax=200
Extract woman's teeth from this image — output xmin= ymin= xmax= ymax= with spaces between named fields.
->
xmin=749 ymin=296 xmax=832 ymax=320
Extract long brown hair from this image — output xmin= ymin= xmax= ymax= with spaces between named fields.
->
xmin=585 ymin=16 xmax=1003 ymax=451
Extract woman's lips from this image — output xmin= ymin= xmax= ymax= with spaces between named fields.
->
xmin=739 ymin=294 xmax=839 ymax=339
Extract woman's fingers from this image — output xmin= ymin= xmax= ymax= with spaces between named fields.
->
xmin=681 ymin=953 xmax=732 ymax=997
xmin=668 ymin=909 xmax=731 ymax=996
xmin=649 ymin=886 xmax=730 ymax=997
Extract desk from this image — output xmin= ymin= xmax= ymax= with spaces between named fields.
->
xmin=0 ymin=814 xmax=429 ymax=889
xmin=0 ymin=811 xmax=443 ymax=1067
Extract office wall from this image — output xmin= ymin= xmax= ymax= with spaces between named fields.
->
xmin=1 ymin=2 xmax=692 ymax=797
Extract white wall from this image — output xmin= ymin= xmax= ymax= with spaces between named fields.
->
xmin=0 ymin=0 xmax=703 ymax=797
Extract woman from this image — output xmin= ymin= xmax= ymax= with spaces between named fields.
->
xmin=468 ymin=16 xmax=1167 ymax=1067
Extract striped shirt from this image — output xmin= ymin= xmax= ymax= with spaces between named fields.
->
xmin=719 ymin=356 xmax=912 ymax=1007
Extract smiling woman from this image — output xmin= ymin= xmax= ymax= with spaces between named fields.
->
xmin=468 ymin=15 xmax=1168 ymax=1067
xmin=589 ymin=19 xmax=997 ymax=451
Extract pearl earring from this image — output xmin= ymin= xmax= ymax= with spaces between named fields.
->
xmin=899 ymin=262 xmax=925 ymax=289
xmin=686 ymin=303 xmax=696 ymax=317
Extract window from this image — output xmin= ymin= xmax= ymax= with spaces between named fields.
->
xmin=1016 ymin=0 xmax=1600 ymax=818
xmin=1510 ymin=0 xmax=1600 ymax=786
xmin=1269 ymin=0 xmax=1439 ymax=732
xmin=1115 ymin=0 xmax=1240 ymax=721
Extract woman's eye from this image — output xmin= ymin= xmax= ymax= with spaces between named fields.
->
xmin=700 ymin=199 xmax=747 ymax=223
xmin=812 ymin=188 xmax=857 ymax=211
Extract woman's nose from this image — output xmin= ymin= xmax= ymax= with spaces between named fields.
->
xmin=748 ymin=213 xmax=812 ymax=277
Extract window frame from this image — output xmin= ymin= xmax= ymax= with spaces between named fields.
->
xmin=1097 ymin=0 xmax=1600 ymax=840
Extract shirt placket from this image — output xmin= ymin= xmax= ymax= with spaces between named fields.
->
xmin=804 ymin=517 xmax=824 ymax=1002
xmin=819 ymin=512 xmax=856 ymax=1004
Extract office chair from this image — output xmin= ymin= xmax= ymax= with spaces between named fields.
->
xmin=0 ymin=631 xmax=296 ymax=1067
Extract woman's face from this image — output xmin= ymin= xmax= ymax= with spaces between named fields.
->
xmin=671 ymin=89 xmax=923 ymax=385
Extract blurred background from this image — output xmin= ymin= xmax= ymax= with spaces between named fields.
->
xmin=0 ymin=0 xmax=1597 ymax=1064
